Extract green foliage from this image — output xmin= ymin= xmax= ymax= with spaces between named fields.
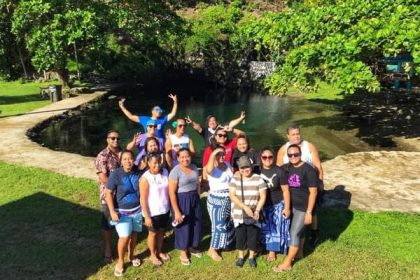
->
xmin=11 ymin=0 xmax=106 ymax=86
xmin=238 ymin=0 xmax=419 ymax=95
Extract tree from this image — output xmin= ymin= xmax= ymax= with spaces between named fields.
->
xmin=11 ymin=0 xmax=106 ymax=87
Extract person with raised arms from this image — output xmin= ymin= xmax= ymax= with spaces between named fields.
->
xmin=118 ymin=94 xmax=178 ymax=140
xmin=185 ymin=111 xmax=245 ymax=146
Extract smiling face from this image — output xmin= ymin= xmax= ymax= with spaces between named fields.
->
xmin=146 ymin=124 xmax=157 ymax=135
xmin=287 ymin=146 xmax=302 ymax=166
xmin=260 ymin=149 xmax=274 ymax=168
xmin=121 ymin=151 xmax=134 ymax=172
xmin=214 ymin=129 xmax=227 ymax=144
xmin=147 ymin=155 xmax=162 ymax=174
xmin=177 ymin=149 xmax=191 ymax=167
xmin=236 ymin=137 xmax=248 ymax=153
xmin=239 ymin=166 xmax=252 ymax=177
xmin=106 ymin=131 xmax=120 ymax=149
xmin=146 ymin=138 xmax=159 ymax=153
xmin=287 ymin=128 xmax=301 ymax=145
xmin=207 ymin=116 xmax=218 ymax=129
xmin=215 ymin=150 xmax=226 ymax=164
xmin=176 ymin=119 xmax=186 ymax=135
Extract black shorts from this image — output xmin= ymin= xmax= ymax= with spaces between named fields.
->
xmin=148 ymin=212 xmax=170 ymax=233
xmin=101 ymin=205 xmax=114 ymax=230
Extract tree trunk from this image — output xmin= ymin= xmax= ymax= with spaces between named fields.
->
xmin=17 ymin=47 xmax=28 ymax=79
xmin=56 ymin=68 xmax=69 ymax=88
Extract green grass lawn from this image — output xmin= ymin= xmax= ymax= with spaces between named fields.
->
xmin=1 ymin=161 xmax=419 ymax=280
xmin=0 ymin=81 xmax=57 ymax=117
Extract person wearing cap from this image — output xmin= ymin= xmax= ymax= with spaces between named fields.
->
xmin=126 ymin=119 xmax=164 ymax=168
xmin=118 ymin=94 xmax=178 ymax=140
xmin=185 ymin=112 xmax=245 ymax=146
xmin=229 ymin=156 xmax=267 ymax=269
xmin=276 ymin=124 xmax=323 ymax=247
xmin=165 ymin=118 xmax=196 ymax=169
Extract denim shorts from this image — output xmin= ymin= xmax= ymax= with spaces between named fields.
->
xmin=110 ymin=211 xmax=143 ymax=238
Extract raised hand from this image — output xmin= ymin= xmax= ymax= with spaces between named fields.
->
xmin=168 ymin=94 xmax=177 ymax=103
xmin=185 ymin=115 xmax=192 ymax=124
xmin=118 ymin=98 xmax=126 ymax=107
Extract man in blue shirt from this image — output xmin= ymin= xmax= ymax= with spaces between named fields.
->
xmin=118 ymin=94 xmax=178 ymax=140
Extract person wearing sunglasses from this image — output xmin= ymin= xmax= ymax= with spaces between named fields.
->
xmin=259 ymin=147 xmax=291 ymax=262
xmin=165 ymin=118 xmax=196 ymax=169
xmin=202 ymin=126 xmax=242 ymax=168
xmin=118 ymin=94 xmax=178 ymax=140
xmin=185 ymin=112 xmax=245 ymax=146
xmin=231 ymin=134 xmax=260 ymax=173
xmin=95 ymin=130 xmax=122 ymax=264
xmin=126 ymin=119 xmax=163 ymax=168
xmin=276 ymin=124 xmax=324 ymax=247
xmin=105 ymin=150 xmax=142 ymax=277
xmin=205 ymin=146 xmax=235 ymax=261
xmin=229 ymin=156 xmax=267 ymax=268
xmin=139 ymin=153 xmax=171 ymax=266
xmin=273 ymin=144 xmax=317 ymax=272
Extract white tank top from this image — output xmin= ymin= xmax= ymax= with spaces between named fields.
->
xmin=142 ymin=168 xmax=170 ymax=217
xmin=283 ymin=140 xmax=313 ymax=166
xmin=208 ymin=163 xmax=233 ymax=195
xmin=169 ymin=134 xmax=190 ymax=166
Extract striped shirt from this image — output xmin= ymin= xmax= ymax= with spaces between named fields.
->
xmin=229 ymin=174 xmax=266 ymax=227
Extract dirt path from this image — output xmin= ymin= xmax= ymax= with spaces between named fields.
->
xmin=0 ymin=93 xmax=419 ymax=212
xmin=0 ymin=92 xmax=105 ymax=180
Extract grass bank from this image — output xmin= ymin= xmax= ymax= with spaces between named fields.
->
xmin=0 ymin=81 xmax=55 ymax=117
xmin=1 ymin=161 xmax=419 ymax=279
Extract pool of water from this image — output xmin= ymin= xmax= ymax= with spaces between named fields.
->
xmin=34 ymin=84 xmax=389 ymax=162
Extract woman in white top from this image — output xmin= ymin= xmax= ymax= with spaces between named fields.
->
xmin=140 ymin=153 xmax=170 ymax=266
xmin=206 ymin=146 xmax=235 ymax=261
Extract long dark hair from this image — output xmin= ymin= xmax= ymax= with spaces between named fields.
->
xmin=210 ymin=126 xmax=227 ymax=150
xmin=145 ymin=136 xmax=161 ymax=153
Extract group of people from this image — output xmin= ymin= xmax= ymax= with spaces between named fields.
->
xmin=95 ymin=94 xmax=324 ymax=276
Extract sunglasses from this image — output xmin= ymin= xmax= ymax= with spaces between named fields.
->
xmin=287 ymin=153 xmax=301 ymax=158
xmin=178 ymin=124 xmax=186 ymax=127
xmin=108 ymin=137 xmax=120 ymax=141
xmin=147 ymin=125 xmax=157 ymax=128
xmin=216 ymin=134 xmax=227 ymax=138
xmin=216 ymin=152 xmax=226 ymax=157
xmin=261 ymin=155 xmax=274 ymax=160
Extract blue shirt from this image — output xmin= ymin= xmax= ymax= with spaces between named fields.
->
xmin=106 ymin=167 xmax=140 ymax=210
xmin=138 ymin=115 xmax=168 ymax=139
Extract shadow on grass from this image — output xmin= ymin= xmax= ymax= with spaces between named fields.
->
xmin=0 ymin=93 xmax=43 ymax=105
xmin=303 ymin=185 xmax=353 ymax=258
xmin=0 ymin=192 xmax=107 ymax=279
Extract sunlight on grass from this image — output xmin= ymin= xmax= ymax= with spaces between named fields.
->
xmin=1 ymin=161 xmax=419 ymax=279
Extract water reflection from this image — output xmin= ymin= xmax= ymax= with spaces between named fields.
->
xmin=34 ymin=85 xmax=387 ymax=162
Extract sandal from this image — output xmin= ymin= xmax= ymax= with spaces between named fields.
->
xmin=114 ymin=265 xmax=124 ymax=277
xmin=159 ymin=253 xmax=171 ymax=261
xmin=180 ymin=256 xmax=191 ymax=266
xmin=207 ymin=251 xmax=222 ymax=261
xmin=266 ymin=255 xmax=276 ymax=262
xmin=131 ymin=258 xmax=141 ymax=267
xmin=189 ymin=249 xmax=202 ymax=258
xmin=149 ymin=257 xmax=162 ymax=267
xmin=272 ymin=265 xmax=292 ymax=272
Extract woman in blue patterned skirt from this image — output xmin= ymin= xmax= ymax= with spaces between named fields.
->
xmin=205 ymin=146 xmax=235 ymax=261
xmin=259 ymin=147 xmax=291 ymax=261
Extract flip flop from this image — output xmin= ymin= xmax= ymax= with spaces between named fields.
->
xmin=207 ymin=252 xmax=222 ymax=261
xmin=149 ymin=257 xmax=162 ymax=267
xmin=180 ymin=256 xmax=191 ymax=266
xmin=114 ymin=265 xmax=124 ymax=277
xmin=272 ymin=265 xmax=292 ymax=272
xmin=159 ymin=253 xmax=171 ymax=261
xmin=189 ymin=249 xmax=202 ymax=258
xmin=131 ymin=258 xmax=141 ymax=267
xmin=266 ymin=255 xmax=276 ymax=262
